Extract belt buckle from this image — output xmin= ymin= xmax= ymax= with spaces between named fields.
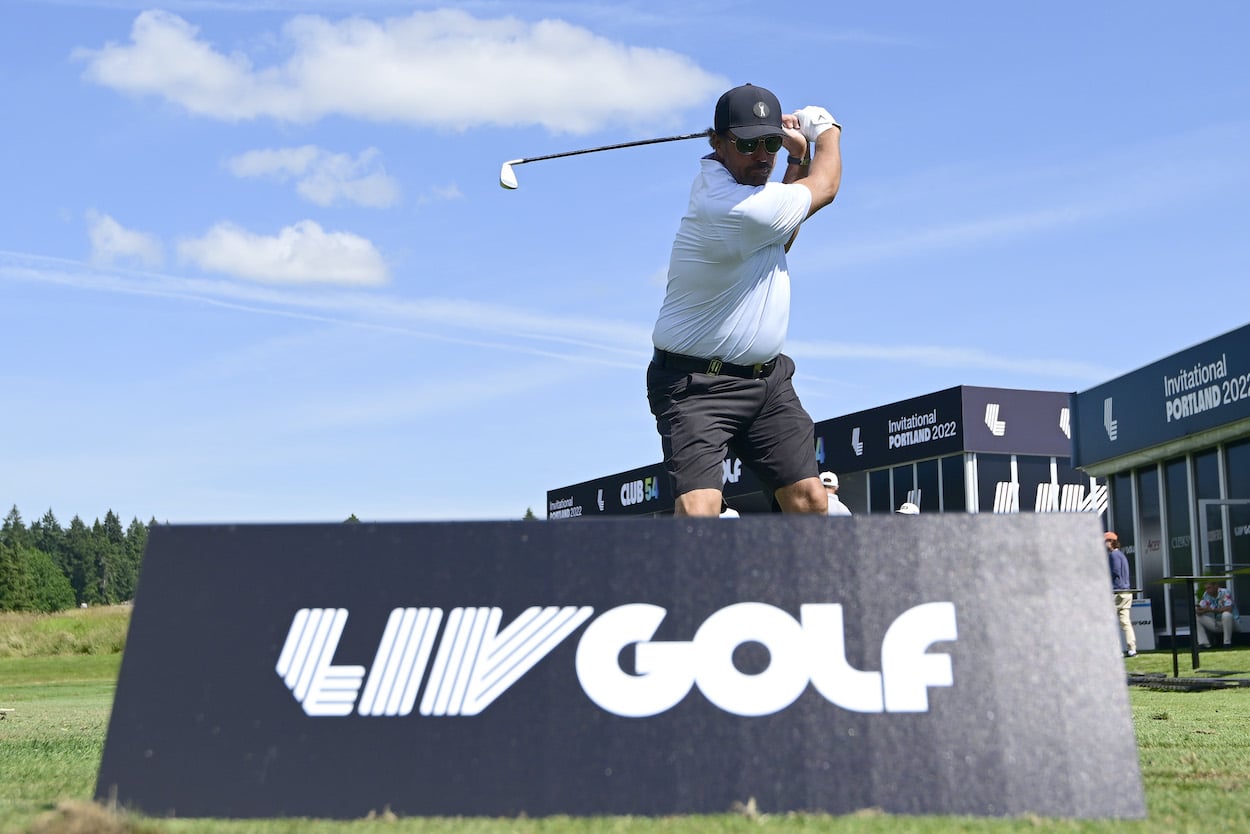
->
xmin=707 ymin=358 xmax=723 ymax=376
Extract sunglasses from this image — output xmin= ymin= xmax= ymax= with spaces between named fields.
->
xmin=731 ymin=134 xmax=784 ymax=155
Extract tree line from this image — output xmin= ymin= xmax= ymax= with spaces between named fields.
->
xmin=0 ymin=505 xmax=152 ymax=613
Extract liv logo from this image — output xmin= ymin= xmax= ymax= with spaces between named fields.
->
xmin=276 ymin=602 xmax=958 ymax=719
xmin=277 ymin=606 xmax=592 ymax=717
xmin=984 ymin=403 xmax=1006 ymax=436
xmin=1103 ymin=398 xmax=1118 ymax=441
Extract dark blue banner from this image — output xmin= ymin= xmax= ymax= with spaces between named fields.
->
xmin=1073 ymin=323 xmax=1250 ymax=467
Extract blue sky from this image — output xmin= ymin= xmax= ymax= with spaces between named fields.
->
xmin=2 ymin=0 xmax=1248 ymax=525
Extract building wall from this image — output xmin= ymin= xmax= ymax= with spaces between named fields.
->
xmin=1073 ymin=322 xmax=1250 ymax=641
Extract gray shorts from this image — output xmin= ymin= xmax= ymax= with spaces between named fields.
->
xmin=646 ymin=353 xmax=818 ymax=497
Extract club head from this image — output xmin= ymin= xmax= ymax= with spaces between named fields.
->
xmin=499 ymin=160 xmax=520 ymax=190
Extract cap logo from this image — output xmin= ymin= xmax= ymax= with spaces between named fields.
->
xmin=752 ymin=101 xmax=769 ymax=119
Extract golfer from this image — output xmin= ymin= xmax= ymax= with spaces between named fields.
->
xmin=648 ymin=83 xmax=842 ymax=516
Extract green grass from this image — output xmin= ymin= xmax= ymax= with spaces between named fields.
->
xmin=2 ymin=608 xmax=1249 ymax=834
xmin=0 ymin=606 xmax=130 ymax=658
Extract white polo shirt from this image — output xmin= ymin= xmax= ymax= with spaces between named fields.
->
xmin=652 ymin=156 xmax=812 ymax=365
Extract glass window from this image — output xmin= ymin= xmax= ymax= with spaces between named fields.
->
xmin=869 ymin=469 xmax=891 ymax=514
xmin=1222 ymin=441 xmax=1250 ymax=610
xmin=1164 ymin=456 xmax=1192 ymax=577
xmin=976 ymin=454 xmax=1014 ymax=513
xmin=941 ymin=455 xmax=967 ymax=513
xmin=837 ymin=471 xmax=867 ymax=516
xmin=1162 ymin=457 xmax=1195 ymax=633
xmin=1194 ymin=449 xmax=1221 ymax=571
xmin=1137 ymin=467 xmax=1165 ymax=634
xmin=1228 ymin=439 xmax=1250 ymax=499
xmin=1015 ymin=455 xmax=1053 ymax=514
xmin=892 ymin=464 xmax=916 ymax=513
xmin=916 ymin=459 xmax=940 ymax=514
xmin=1111 ymin=472 xmax=1133 ymax=547
xmin=1226 ymin=440 xmax=1250 ymax=569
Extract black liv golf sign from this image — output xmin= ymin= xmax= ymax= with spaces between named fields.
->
xmin=97 ymin=514 xmax=1145 ymax=819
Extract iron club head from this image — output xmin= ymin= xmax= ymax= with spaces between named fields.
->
xmin=499 ymin=160 xmax=521 ymax=190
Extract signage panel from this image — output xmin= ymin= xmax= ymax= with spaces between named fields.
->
xmin=1072 ymin=323 xmax=1250 ymax=467
xmin=959 ymin=386 xmax=1074 ymax=456
xmin=547 ymin=462 xmax=669 ymax=518
xmin=98 ymin=515 xmax=1144 ymax=820
xmin=815 ymin=387 xmax=965 ymax=472
xmin=548 ymin=458 xmax=771 ymax=518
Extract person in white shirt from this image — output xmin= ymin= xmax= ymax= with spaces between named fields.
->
xmin=1196 ymin=580 xmax=1239 ymax=648
xmin=820 ymin=471 xmax=852 ymax=516
xmin=648 ymin=83 xmax=843 ymax=517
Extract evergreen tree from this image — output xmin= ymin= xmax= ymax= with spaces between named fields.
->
xmin=0 ymin=539 xmax=32 ymax=610
xmin=63 ymin=516 xmax=95 ymax=605
xmin=117 ymin=517 xmax=149 ymax=602
xmin=523 ymin=507 xmax=537 ymax=520
xmin=99 ymin=511 xmax=126 ymax=603
xmin=30 ymin=508 xmax=66 ymax=567
xmin=2 ymin=505 xmax=30 ymax=549
xmin=22 ymin=545 xmax=75 ymax=612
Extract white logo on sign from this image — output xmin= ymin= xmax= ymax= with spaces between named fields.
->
xmin=596 ymin=489 xmax=604 ymax=512
xmin=1059 ymin=407 xmax=1071 ymax=439
xmin=1103 ymin=397 xmax=1118 ymax=441
xmin=277 ymin=602 xmax=958 ymax=718
xmin=578 ymin=602 xmax=957 ymax=716
xmin=275 ymin=608 xmax=365 ymax=717
xmin=984 ymin=403 xmax=1006 ymax=437
xmin=850 ymin=427 xmax=864 ymax=456
xmin=277 ymin=606 xmax=593 ymax=717
xmin=722 ymin=457 xmax=742 ymax=484
xmin=1081 ymin=483 xmax=1109 ymax=515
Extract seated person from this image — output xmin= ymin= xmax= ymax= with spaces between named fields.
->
xmin=1195 ymin=580 xmax=1240 ymax=648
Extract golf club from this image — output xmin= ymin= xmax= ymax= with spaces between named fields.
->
xmin=500 ymin=131 xmax=707 ymax=189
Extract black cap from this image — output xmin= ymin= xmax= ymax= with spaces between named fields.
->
xmin=713 ymin=84 xmax=783 ymax=140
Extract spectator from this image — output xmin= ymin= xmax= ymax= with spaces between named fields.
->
xmin=820 ymin=471 xmax=852 ymax=516
xmin=1104 ymin=531 xmax=1136 ymax=657
xmin=1196 ymin=580 xmax=1239 ymax=649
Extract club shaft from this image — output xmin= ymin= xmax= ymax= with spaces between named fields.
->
xmin=513 ymin=132 xmax=706 ymax=166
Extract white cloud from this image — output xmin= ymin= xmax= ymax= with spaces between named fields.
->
xmin=74 ymin=9 xmax=727 ymax=132
xmin=225 ymin=145 xmax=320 ymax=178
xmin=416 ymin=183 xmax=464 ymax=205
xmin=85 ymin=210 xmax=164 ymax=267
xmin=176 ymin=220 xmax=388 ymax=285
xmin=225 ymin=145 xmax=401 ymax=207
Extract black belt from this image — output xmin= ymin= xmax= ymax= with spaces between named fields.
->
xmin=652 ymin=349 xmax=777 ymax=380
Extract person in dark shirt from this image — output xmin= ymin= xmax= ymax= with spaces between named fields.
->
xmin=1105 ymin=531 xmax=1136 ymax=657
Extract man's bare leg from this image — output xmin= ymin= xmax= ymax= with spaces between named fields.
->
xmin=674 ymin=488 xmax=723 ymax=517
xmin=774 ymin=477 xmax=828 ymax=514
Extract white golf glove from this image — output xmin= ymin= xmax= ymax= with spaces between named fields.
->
xmin=795 ymin=106 xmax=841 ymax=142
